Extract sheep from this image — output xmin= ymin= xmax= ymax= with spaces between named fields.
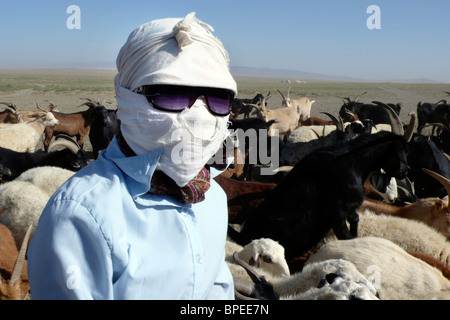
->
xmin=0 ymin=166 xmax=75 ymax=249
xmin=0 ymin=224 xmax=32 ymax=300
xmin=43 ymin=98 xmax=98 ymax=151
xmin=306 ymin=236 xmax=450 ymax=300
xmin=0 ymin=111 xmax=59 ymax=153
xmin=233 ymin=253 xmax=379 ymax=300
xmin=321 ymin=209 xmax=450 ymax=266
xmin=228 ymin=108 xmax=414 ymax=260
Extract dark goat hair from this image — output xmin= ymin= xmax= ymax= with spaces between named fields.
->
xmin=89 ymin=106 xmax=120 ymax=159
xmin=339 ymin=99 xmax=401 ymax=125
xmin=228 ymin=131 xmax=410 ymax=260
xmin=231 ymin=93 xmax=264 ymax=119
xmin=0 ymin=146 xmax=87 ymax=182
xmin=417 ymin=100 xmax=450 ymax=134
xmin=406 ymin=134 xmax=450 ymax=198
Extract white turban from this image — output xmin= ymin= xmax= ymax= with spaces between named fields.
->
xmin=115 ymin=12 xmax=237 ymax=94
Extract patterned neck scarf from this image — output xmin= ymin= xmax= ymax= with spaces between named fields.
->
xmin=117 ymin=131 xmax=211 ymax=204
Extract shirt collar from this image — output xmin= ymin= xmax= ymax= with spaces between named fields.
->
xmin=105 ymin=137 xmax=161 ymax=197
xmin=104 ymin=137 xmax=193 ymax=209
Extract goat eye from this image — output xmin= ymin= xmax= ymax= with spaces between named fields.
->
xmin=262 ymin=255 xmax=273 ymax=263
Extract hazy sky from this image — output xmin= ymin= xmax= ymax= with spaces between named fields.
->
xmin=0 ymin=0 xmax=449 ymax=82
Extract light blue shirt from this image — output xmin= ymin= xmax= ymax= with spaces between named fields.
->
xmin=27 ymin=137 xmax=234 ymax=300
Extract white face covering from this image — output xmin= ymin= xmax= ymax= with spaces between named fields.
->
xmin=116 ymin=86 xmax=230 ymax=187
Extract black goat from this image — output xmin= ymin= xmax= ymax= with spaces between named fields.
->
xmin=231 ymin=93 xmax=265 ymax=119
xmin=417 ymin=100 xmax=450 ymax=134
xmin=0 ymin=147 xmax=87 ymax=182
xmin=339 ymin=97 xmax=401 ymax=125
xmin=89 ymin=106 xmax=120 ymax=159
xmin=228 ymin=129 xmax=411 ymax=260
xmin=406 ymin=134 xmax=450 ymax=199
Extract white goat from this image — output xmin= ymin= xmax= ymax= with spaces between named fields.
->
xmin=306 ymin=236 xmax=450 ymax=300
xmin=0 ymin=112 xmax=59 ymax=152
xmin=249 ymin=94 xmax=300 ymax=137
xmin=277 ymin=87 xmax=315 ymax=121
xmin=0 ymin=166 xmax=74 ymax=249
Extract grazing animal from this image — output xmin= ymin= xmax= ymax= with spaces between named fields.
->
xmin=306 ymin=237 xmax=450 ymax=300
xmin=0 ymin=166 xmax=75 ymax=249
xmin=0 ymin=103 xmax=22 ymax=124
xmin=339 ymin=95 xmax=401 ymax=125
xmin=277 ymin=87 xmax=315 ymax=121
xmin=214 ymin=174 xmax=276 ymax=223
xmin=360 ymin=168 xmax=450 ymax=240
xmin=0 ymin=224 xmax=32 ymax=300
xmin=230 ymin=92 xmax=265 ymax=119
xmin=89 ymin=106 xmax=119 ymax=159
xmin=417 ymin=100 xmax=450 ymax=134
xmin=0 ymin=112 xmax=59 ymax=153
xmin=43 ymin=98 xmax=98 ymax=150
xmin=229 ymin=127 xmax=412 ymax=260
xmin=0 ymin=145 xmax=86 ymax=182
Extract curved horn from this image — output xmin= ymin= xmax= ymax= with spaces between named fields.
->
xmin=276 ymin=89 xmax=287 ymax=102
xmin=0 ymin=102 xmax=18 ymax=113
xmin=48 ymin=134 xmax=81 ymax=153
xmin=10 ymin=225 xmax=33 ymax=285
xmin=322 ymin=112 xmax=343 ymax=131
xmin=372 ymin=101 xmax=404 ymax=136
xmin=403 ymin=112 xmax=417 ymax=142
xmin=355 ymin=91 xmax=367 ymax=102
xmin=422 ymin=168 xmax=450 ymax=207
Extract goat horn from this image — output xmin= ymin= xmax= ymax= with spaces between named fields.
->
xmin=276 ymin=89 xmax=287 ymax=102
xmin=0 ymin=102 xmax=18 ymax=113
xmin=322 ymin=112 xmax=343 ymax=131
xmin=10 ymin=225 xmax=33 ymax=285
xmin=35 ymin=103 xmax=48 ymax=113
xmin=403 ymin=112 xmax=417 ymax=142
xmin=373 ymin=101 xmax=405 ymax=136
xmin=355 ymin=91 xmax=367 ymax=102
xmin=422 ymin=168 xmax=450 ymax=207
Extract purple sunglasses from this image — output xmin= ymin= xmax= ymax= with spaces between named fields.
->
xmin=138 ymin=85 xmax=235 ymax=116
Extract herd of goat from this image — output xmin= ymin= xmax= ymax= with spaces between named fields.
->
xmin=0 ymin=87 xmax=450 ymax=300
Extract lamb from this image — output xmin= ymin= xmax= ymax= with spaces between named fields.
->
xmin=228 ymin=110 xmax=414 ymax=260
xmin=0 ymin=224 xmax=32 ymax=300
xmin=306 ymin=236 xmax=450 ymax=300
xmin=0 ymin=111 xmax=59 ymax=153
xmin=0 ymin=166 xmax=75 ymax=249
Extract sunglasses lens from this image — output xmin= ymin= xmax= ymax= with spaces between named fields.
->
xmin=207 ymin=96 xmax=232 ymax=116
xmin=150 ymin=94 xmax=197 ymax=112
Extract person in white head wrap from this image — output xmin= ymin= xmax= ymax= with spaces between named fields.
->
xmin=27 ymin=13 xmax=238 ymax=300
xmin=115 ymin=11 xmax=237 ymax=190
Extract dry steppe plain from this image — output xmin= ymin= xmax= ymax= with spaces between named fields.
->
xmin=0 ymin=68 xmax=449 ymax=152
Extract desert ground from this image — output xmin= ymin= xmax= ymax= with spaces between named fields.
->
xmin=1 ymin=68 xmax=449 ymax=152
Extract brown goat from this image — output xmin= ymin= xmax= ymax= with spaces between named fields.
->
xmin=0 ymin=103 xmax=22 ymax=124
xmin=214 ymin=174 xmax=276 ymax=223
xmin=43 ymin=99 xmax=98 ymax=150
xmin=360 ymin=168 xmax=450 ymax=240
xmin=0 ymin=224 xmax=31 ymax=300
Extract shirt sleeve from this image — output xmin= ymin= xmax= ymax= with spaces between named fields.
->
xmin=27 ymin=199 xmax=114 ymax=300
